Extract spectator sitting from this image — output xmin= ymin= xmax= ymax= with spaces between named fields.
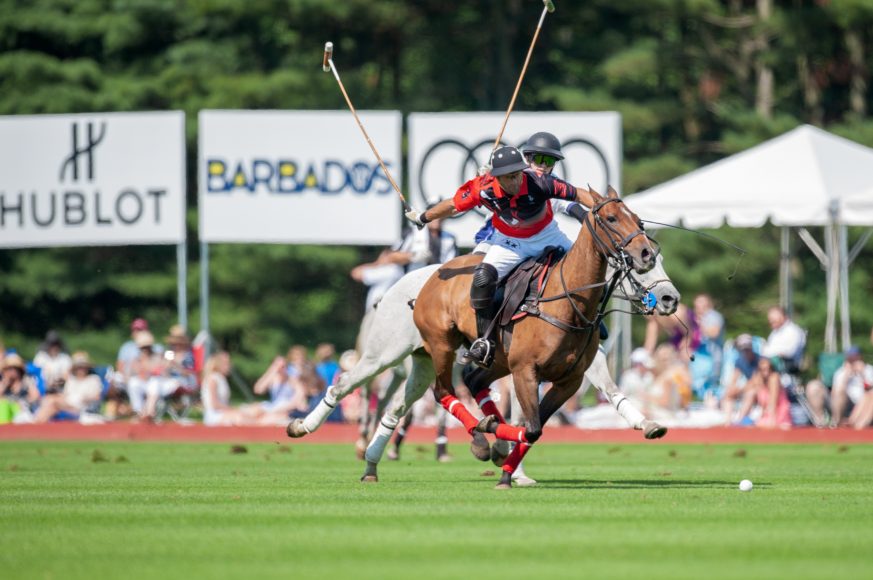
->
xmin=806 ymin=345 xmax=873 ymax=428
xmin=127 ymin=331 xmax=163 ymax=420
xmin=314 ymin=343 xmax=340 ymax=388
xmin=846 ymin=375 xmax=873 ymax=430
xmin=618 ymin=347 xmax=655 ymax=412
xmin=141 ymin=325 xmax=198 ymax=420
xmin=286 ymin=346 xmax=340 ymax=423
xmin=200 ymin=351 xmax=247 ymax=426
xmin=691 ymin=293 xmax=725 ymax=401
xmin=644 ymin=303 xmax=699 ymax=357
xmin=33 ymin=352 xmax=103 ymax=424
xmin=762 ymin=306 xmax=806 ymax=371
xmin=116 ymin=318 xmax=151 ymax=385
xmin=720 ymin=334 xmax=761 ymax=424
xmin=241 ymin=355 xmax=309 ymax=425
xmin=0 ymin=353 xmax=41 ymax=423
xmin=33 ymin=330 xmax=72 ymax=392
xmin=736 ymin=356 xmax=792 ymax=429
xmin=648 ymin=344 xmax=693 ymax=419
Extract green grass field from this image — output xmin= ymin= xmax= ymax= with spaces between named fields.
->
xmin=2 ymin=440 xmax=872 ymax=580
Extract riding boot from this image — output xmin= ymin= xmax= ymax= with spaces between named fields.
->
xmin=465 ymin=263 xmax=499 ymax=368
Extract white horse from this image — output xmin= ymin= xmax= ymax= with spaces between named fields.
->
xmin=287 ymin=254 xmax=679 ymax=467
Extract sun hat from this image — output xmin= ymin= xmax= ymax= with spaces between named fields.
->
xmin=2 ymin=353 xmax=25 ymax=372
xmin=165 ymin=324 xmax=190 ymax=346
xmin=71 ymin=351 xmax=93 ymax=370
xmin=135 ymin=331 xmax=155 ymax=348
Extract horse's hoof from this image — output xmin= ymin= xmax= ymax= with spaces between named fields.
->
xmin=475 ymin=414 xmax=499 ymax=434
xmin=285 ymin=419 xmax=309 ymax=438
xmin=490 ymin=439 xmax=510 ymax=467
xmin=387 ymin=448 xmax=400 ymax=461
xmin=494 ymin=471 xmax=512 ymax=489
xmin=360 ymin=474 xmax=378 ymax=483
xmin=642 ymin=420 xmax=668 ymax=440
xmin=470 ymin=431 xmax=491 ymax=461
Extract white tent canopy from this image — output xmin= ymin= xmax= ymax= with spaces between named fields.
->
xmin=626 ymin=124 xmax=873 ymax=352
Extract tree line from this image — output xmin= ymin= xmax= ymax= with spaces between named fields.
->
xmin=0 ymin=0 xmax=871 ymax=380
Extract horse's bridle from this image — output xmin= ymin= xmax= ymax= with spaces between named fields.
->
xmin=539 ymin=197 xmax=653 ymax=327
xmin=530 ymin=197 xmax=656 ymax=381
xmin=584 ymin=198 xmax=658 ymax=270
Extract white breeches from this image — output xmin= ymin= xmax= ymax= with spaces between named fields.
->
xmin=483 ymin=221 xmax=571 ymax=280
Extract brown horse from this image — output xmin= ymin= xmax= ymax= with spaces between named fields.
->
xmin=413 ymin=186 xmax=657 ymax=488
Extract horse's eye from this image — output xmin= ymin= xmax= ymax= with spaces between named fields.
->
xmin=607 ymin=215 xmax=617 ymax=224
xmin=638 ymin=221 xmax=645 ymax=230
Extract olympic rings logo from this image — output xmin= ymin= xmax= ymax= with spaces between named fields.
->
xmin=415 ymin=137 xmax=613 ymax=210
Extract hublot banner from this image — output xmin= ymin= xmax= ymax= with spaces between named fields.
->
xmin=0 ymin=112 xmax=186 ymax=248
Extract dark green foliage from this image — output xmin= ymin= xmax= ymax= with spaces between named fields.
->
xmin=1 ymin=0 xmax=873 ymax=381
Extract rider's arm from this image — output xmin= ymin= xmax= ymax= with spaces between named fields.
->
xmin=573 ymin=187 xmax=597 ymax=209
xmin=419 ymin=198 xmax=459 ymax=224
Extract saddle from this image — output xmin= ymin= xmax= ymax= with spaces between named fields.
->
xmin=485 ymin=246 xmax=566 ymax=351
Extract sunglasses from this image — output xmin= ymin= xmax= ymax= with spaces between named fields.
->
xmin=528 ymin=153 xmax=557 ymax=167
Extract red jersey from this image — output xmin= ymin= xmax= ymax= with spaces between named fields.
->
xmin=452 ymin=169 xmax=577 ymax=238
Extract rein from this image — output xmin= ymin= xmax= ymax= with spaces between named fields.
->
xmin=528 ymin=198 xmax=650 ymax=382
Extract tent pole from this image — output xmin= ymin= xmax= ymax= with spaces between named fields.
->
xmin=176 ymin=242 xmax=188 ymax=330
xmin=824 ymin=207 xmax=839 ymax=353
xmin=780 ymin=227 xmax=792 ymax=315
xmin=839 ymin=224 xmax=850 ymax=351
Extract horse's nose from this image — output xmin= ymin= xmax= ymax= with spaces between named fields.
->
xmin=659 ymin=293 xmax=678 ymax=313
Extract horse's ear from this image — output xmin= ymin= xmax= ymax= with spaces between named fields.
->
xmin=606 ymin=185 xmax=620 ymax=199
xmin=587 ymin=183 xmax=604 ymax=201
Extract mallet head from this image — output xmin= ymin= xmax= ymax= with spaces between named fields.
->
xmin=543 ymin=0 xmax=555 ymax=13
xmin=323 ymin=41 xmax=333 ymax=72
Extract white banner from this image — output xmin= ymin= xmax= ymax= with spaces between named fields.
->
xmin=0 ymin=112 xmax=186 ymax=248
xmin=199 ymin=110 xmax=402 ymax=245
xmin=408 ymin=112 xmax=622 ymax=246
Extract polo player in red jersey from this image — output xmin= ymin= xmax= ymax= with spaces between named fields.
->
xmin=406 ymin=145 xmax=597 ymax=367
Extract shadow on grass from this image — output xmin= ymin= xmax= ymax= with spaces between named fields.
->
xmin=533 ymin=479 xmax=771 ymax=490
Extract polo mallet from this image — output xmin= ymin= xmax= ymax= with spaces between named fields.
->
xmin=491 ymin=0 xmax=556 ymax=151
xmin=323 ymin=41 xmax=410 ymax=212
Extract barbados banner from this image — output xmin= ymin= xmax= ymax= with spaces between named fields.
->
xmin=408 ymin=112 xmax=622 ymax=247
xmin=199 ymin=110 xmax=402 ymax=245
xmin=0 ymin=111 xmax=186 ymax=248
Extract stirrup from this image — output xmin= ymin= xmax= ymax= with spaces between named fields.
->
xmin=465 ymin=338 xmax=495 ymax=368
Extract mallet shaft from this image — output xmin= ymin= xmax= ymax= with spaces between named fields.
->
xmin=323 ymin=42 xmax=408 ymax=210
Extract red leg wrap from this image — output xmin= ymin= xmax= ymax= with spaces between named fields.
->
xmin=474 ymin=390 xmax=505 ymax=424
xmin=439 ymin=395 xmax=480 ymax=434
xmin=495 ymin=423 xmax=528 ymax=443
xmin=502 ymin=442 xmax=532 ymax=475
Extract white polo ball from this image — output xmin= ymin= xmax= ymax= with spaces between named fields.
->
xmin=739 ymin=479 xmax=753 ymax=492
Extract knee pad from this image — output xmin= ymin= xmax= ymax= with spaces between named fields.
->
xmin=470 ymin=263 xmax=498 ymax=310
